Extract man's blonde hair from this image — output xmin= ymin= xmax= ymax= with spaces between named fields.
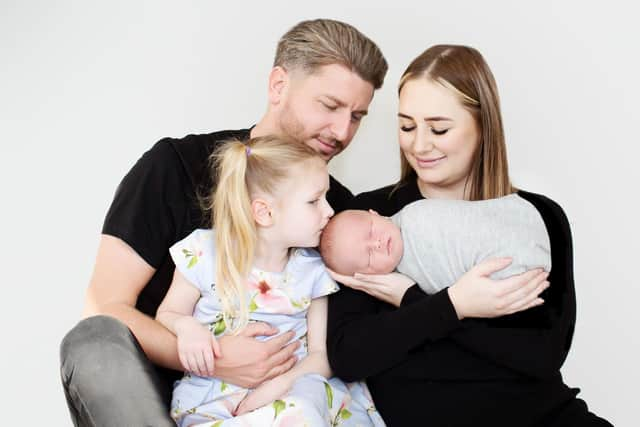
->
xmin=274 ymin=19 xmax=388 ymax=89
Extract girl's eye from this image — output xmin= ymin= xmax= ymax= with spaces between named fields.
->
xmin=400 ymin=125 xmax=415 ymax=132
xmin=431 ymin=128 xmax=449 ymax=135
xmin=308 ymin=199 xmax=319 ymax=205
xmin=322 ymin=102 xmax=338 ymax=111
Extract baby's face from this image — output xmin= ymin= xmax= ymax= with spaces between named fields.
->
xmin=328 ymin=210 xmax=404 ymax=275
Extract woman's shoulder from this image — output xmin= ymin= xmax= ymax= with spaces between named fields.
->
xmin=516 ymin=190 xmax=571 ymax=239
xmin=516 ymin=190 xmax=567 ymax=218
xmin=351 ymin=181 xmax=421 ymax=216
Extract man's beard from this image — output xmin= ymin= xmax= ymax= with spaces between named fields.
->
xmin=277 ymin=104 xmax=342 ymax=161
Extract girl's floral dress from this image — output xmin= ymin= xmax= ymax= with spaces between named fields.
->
xmin=169 ymin=229 xmax=385 ymax=427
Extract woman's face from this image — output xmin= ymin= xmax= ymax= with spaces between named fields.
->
xmin=398 ymin=78 xmax=480 ymax=198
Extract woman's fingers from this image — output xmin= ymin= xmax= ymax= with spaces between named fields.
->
xmin=471 ymin=257 xmax=513 ymax=277
xmin=498 ymin=269 xmax=546 ymax=297
xmin=504 ymin=277 xmax=549 ymax=313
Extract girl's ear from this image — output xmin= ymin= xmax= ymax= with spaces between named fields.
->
xmin=252 ymin=198 xmax=274 ymax=227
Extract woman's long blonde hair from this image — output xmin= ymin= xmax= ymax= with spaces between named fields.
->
xmin=397 ymin=44 xmax=515 ymax=200
xmin=209 ymin=135 xmax=319 ymax=332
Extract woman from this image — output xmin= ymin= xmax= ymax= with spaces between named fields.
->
xmin=327 ymin=45 xmax=611 ymax=426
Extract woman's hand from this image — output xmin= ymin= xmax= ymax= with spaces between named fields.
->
xmin=328 ymin=269 xmax=415 ymax=307
xmin=447 ymin=257 xmax=549 ymax=319
xmin=174 ymin=316 xmax=222 ymax=377
xmin=234 ymin=375 xmax=292 ymax=416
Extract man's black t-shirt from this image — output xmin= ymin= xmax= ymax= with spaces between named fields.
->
xmin=102 ymin=129 xmax=353 ymax=317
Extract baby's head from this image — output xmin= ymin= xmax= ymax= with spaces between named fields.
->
xmin=319 ymin=209 xmax=404 ymax=276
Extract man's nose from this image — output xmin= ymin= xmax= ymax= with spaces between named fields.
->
xmin=331 ymin=112 xmax=351 ymax=142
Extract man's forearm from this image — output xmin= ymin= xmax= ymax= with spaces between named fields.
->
xmin=87 ymin=302 xmax=182 ymax=371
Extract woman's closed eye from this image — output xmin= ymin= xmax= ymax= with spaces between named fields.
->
xmin=430 ymin=127 xmax=449 ymax=135
xmin=400 ymin=125 xmax=416 ymax=132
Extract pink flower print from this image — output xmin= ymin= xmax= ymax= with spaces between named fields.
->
xmin=247 ymin=279 xmax=295 ymax=314
xmin=274 ymin=408 xmax=308 ymax=427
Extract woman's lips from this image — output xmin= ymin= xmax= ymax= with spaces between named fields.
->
xmin=415 ymin=155 xmax=445 ymax=167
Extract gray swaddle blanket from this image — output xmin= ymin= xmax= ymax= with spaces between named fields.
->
xmin=392 ymin=194 xmax=551 ymax=294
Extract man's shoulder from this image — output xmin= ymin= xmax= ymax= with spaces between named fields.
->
xmin=161 ymin=128 xmax=251 ymax=162
xmin=143 ymin=128 xmax=251 ymax=189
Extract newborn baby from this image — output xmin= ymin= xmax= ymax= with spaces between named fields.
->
xmin=320 ymin=194 xmax=551 ymax=294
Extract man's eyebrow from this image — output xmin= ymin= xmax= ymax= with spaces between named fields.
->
xmin=325 ymin=95 xmax=368 ymax=116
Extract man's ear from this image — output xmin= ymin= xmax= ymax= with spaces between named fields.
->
xmin=252 ymin=198 xmax=274 ymax=227
xmin=267 ymin=66 xmax=289 ymax=105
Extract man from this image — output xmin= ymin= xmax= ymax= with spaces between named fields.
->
xmin=60 ymin=19 xmax=387 ymax=426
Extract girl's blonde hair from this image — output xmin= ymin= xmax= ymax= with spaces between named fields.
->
xmin=209 ymin=135 xmax=320 ymax=332
xmin=397 ymin=45 xmax=515 ymax=200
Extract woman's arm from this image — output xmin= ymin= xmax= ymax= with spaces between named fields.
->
xmin=446 ymin=193 xmax=576 ymax=379
xmin=327 ymin=284 xmax=460 ymax=382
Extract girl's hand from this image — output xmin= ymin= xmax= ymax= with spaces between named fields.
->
xmin=447 ymin=257 xmax=550 ymax=319
xmin=175 ymin=317 xmax=222 ymax=377
xmin=328 ymin=268 xmax=415 ymax=307
xmin=234 ymin=375 xmax=292 ymax=416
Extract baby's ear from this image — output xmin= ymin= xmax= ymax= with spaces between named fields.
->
xmin=368 ymin=209 xmax=381 ymax=216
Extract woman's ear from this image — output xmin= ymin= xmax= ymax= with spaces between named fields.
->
xmin=252 ymin=198 xmax=274 ymax=227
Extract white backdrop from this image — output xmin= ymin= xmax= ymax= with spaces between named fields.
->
xmin=1 ymin=1 xmax=637 ymax=425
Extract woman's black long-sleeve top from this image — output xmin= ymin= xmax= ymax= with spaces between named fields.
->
xmin=326 ymin=179 xmax=585 ymax=427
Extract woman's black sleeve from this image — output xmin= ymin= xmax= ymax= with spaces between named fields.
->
xmin=446 ymin=193 xmax=576 ymax=379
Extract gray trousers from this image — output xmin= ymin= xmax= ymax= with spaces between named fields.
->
xmin=59 ymin=315 xmax=177 ymax=427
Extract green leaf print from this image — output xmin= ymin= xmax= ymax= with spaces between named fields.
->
xmin=324 ymin=381 xmax=334 ymax=409
xmin=187 ymin=255 xmax=198 ymax=268
xmin=273 ymin=399 xmax=286 ymax=419
xmin=220 ymin=382 xmax=228 ymax=392
xmin=211 ymin=421 xmax=223 ymax=427
xmin=213 ymin=318 xmax=226 ymax=335
xmin=249 ymin=296 xmax=258 ymax=312
xmin=339 ymin=408 xmax=352 ymax=420
xmin=291 ymin=299 xmax=304 ymax=309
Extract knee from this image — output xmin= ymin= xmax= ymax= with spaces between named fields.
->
xmin=60 ymin=315 xmax=136 ymax=385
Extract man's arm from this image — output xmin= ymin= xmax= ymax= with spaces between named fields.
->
xmin=83 ymin=235 xmax=182 ymax=369
xmin=83 ymin=235 xmax=300 ymax=387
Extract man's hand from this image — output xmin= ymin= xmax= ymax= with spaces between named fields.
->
xmin=215 ymin=322 xmax=299 ymax=388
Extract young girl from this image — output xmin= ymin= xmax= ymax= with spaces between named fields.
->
xmin=156 ymin=135 xmax=383 ymax=427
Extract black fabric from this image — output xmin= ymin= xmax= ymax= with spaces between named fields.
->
xmin=327 ymin=178 xmax=611 ymax=427
xmin=102 ymin=128 xmax=354 ymax=318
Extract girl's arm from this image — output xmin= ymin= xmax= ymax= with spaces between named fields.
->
xmin=156 ymin=269 xmax=221 ymax=377
xmin=235 ymin=297 xmax=331 ymax=415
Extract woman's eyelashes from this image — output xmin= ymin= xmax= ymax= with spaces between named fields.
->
xmin=430 ymin=127 xmax=449 ymax=135
xmin=399 ymin=124 xmax=449 ymax=135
